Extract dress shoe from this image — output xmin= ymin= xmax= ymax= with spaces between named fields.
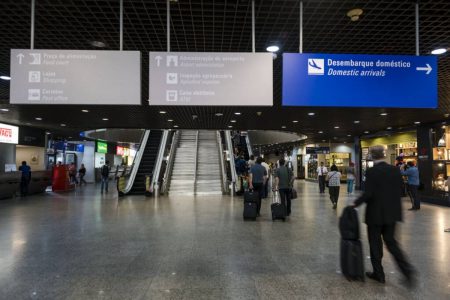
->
xmin=366 ymin=272 xmax=385 ymax=283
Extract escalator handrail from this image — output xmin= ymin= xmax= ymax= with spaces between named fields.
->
xmin=161 ymin=130 xmax=179 ymax=194
xmin=217 ymin=130 xmax=228 ymax=193
xmin=151 ymin=130 xmax=169 ymax=194
xmin=225 ymin=131 xmax=237 ymax=191
xmin=245 ymin=134 xmax=253 ymax=157
xmin=193 ymin=130 xmax=199 ymax=194
xmin=122 ymin=130 xmax=150 ymax=194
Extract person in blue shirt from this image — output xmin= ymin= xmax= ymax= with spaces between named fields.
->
xmin=401 ymin=161 xmax=420 ymax=210
xmin=18 ymin=161 xmax=31 ymax=196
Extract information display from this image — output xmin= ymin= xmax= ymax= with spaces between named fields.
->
xmin=96 ymin=141 xmax=107 ymax=154
xmin=149 ymin=52 xmax=273 ymax=106
xmin=10 ymin=49 xmax=141 ymax=105
xmin=283 ymin=53 xmax=437 ymax=108
xmin=0 ymin=123 xmax=19 ymax=144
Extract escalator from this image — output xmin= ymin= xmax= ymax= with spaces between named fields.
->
xmin=128 ymin=130 xmax=163 ymax=195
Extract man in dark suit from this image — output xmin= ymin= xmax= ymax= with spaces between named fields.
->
xmin=354 ymin=146 xmax=415 ymax=285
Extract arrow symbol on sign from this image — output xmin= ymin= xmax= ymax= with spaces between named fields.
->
xmin=17 ymin=53 xmax=24 ymax=64
xmin=416 ymin=64 xmax=432 ymax=75
xmin=155 ymin=56 xmax=162 ymax=67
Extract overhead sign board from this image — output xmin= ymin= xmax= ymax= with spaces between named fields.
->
xmin=0 ymin=123 xmax=19 ymax=144
xmin=306 ymin=147 xmax=330 ymax=154
xmin=10 ymin=49 xmax=141 ymax=105
xmin=283 ymin=53 xmax=437 ymax=108
xmin=149 ymin=52 xmax=273 ymax=106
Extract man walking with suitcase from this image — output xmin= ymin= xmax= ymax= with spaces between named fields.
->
xmin=249 ymin=157 xmax=267 ymax=216
xmin=353 ymin=146 xmax=415 ymax=285
xmin=274 ymin=158 xmax=294 ymax=216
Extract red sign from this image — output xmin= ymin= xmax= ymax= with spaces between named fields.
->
xmin=117 ymin=146 xmax=124 ymax=156
xmin=0 ymin=128 xmax=12 ymax=138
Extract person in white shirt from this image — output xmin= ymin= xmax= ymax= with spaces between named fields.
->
xmin=317 ymin=162 xmax=328 ymax=193
xmin=247 ymin=155 xmax=256 ymax=169
xmin=261 ymin=157 xmax=271 ymax=198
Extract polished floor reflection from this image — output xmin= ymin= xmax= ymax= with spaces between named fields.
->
xmin=0 ymin=180 xmax=449 ymax=299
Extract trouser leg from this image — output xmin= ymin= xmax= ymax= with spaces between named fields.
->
xmin=382 ymin=224 xmax=414 ymax=278
xmin=253 ymin=182 xmax=263 ymax=214
xmin=335 ymin=186 xmax=340 ymax=204
xmin=319 ymin=176 xmax=325 ymax=192
xmin=367 ymin=225 xmax=385 ymax=278
xmin=409 ymin=185 xmax=420 ymax=209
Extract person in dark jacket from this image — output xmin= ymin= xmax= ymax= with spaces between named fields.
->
xmin=18 ymin=161 xmax=31 ymax=196
xmin=353 ymin=146 xmax=415 ymax=285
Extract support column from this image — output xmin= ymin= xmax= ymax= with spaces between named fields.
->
xmin=354 ymin=136 xmax=362 ymax=190
xmin=416 ymin=125 xmax=433 ymax=193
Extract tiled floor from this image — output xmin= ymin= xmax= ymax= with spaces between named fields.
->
xmin=0 ymin=180 xmax=449 ymax=299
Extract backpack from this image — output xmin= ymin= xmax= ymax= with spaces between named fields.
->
xmin=101 ymin=165 xmax=109 ymax=177
xmin=339 ymin=206 xmax=360 ymax=240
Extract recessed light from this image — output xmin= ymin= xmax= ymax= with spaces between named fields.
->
xmin=380 ymin=113 xmax=388 ymax=116
xmin=102 ymin=118 xmax=109 ymax=121
xmin=334 ymin=126 xmax=340 ymax=129
xmin=431 ymin=48 xmax=447 ymax=55
xmin=35 ymin=117 xmax=42 ymax=121
xmin=60 ymin=124 xmax=66 ymax=127
xmin=173 ymin=125 xmax=179 ymax=128
xmin=159 ymin=111 xmax=167 ymax=114
xmin=45 ymin=131 xmax=51 ymax=135
xmin=333 ymin=137 xmax=338 ymax=139
xmin=445 ymin=114 xmax=450 ymax=118
xmin=90 ymin=40 xmax=106 ymax=48
xmin=266 ymin=45 xmax=279 ymax=52
xmin=0 ymin=76 xmax=11 ymax=80
xmin=364 ymin=131 xmax=369 ymax=134
xmin=81 ymin=109 xmax=89 ymax=113
xmin=0 ymin=108 xmax=9 ymax=112
xmin=215 ymin=112 xmax=223 ymax=117
xmin=387 ymin=127 xmax=392 ymax=130
xmin=322 ymin=140 xmax=326 ymax=142
xmin=230 ymin=120 xmax=237 ymax=123
xmin=292 ymin=120 xmax=299 ymax=123
xmin=347 ymin=134 xmax=351 ymax=137
xmin=354 ymin=120 xmax=360 ymax=124
xmin=318 ymin=131 xmax=323 ymax=133
xmin=234 ymin=112 xmax=241 ymax=115
xmin=281 ymin=126 xmax=286 ymax=129
xmin=168 ymin=119 xmax=174 ymax=122
xmin=414 ymin=121 xmax=420 ymax=125
xmin=308 ymin=112 xmax=315 ymax=116
xmin=228 ymin=125 xmax=233 ymax=128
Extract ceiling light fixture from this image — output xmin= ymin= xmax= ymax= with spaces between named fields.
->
xmin=0 ymin=108 xmax=9 ymax=112
xmin=228 ymin=125 xmax=233 ymax=128
xmin=173 ymin=125 xmax=179 ymax=128
xmin=380 ymin=113 xmax=388 ymax=116
xmin=102 ymin=118 xmax=109 ymax=121
xmin=234 ymin=112 xmax=241 ymax=115
xmin=35 ymin=117 xmax=42 ymax=121
xmin=308 ymin=112 xmax=315 ymax=116
xmin=318 ymin=131 xmax=323 ymax=133
xmin=215 ymin=112 xmax=223 ymax=117
xmin=159 ymin=111 xmax=167 ymax=114
xmin=266 ymin=45 xmax=279 ymax=52
xmin=334 ymin=126 xmax=340 ymax=129
xmin=0 ymin=76 xmax=11 ymax=80
xmin=60 ymin=124 xmax=66 ymax=127
xmin=281 ymin=126 xmax=286 ymax=129
xmin=90 ymin=40 xmax=106 ymax=48
xmin=168 ymin=119 xmax=174 ymax=122
xmin=364 ymin=131 xmax=369 ymax=134
xmin=387 ymin=127 xmax=392 ymax=130
xmin=81 ymin=109 xmax=89 ymax=113
xmin=431 ymin=48 xmax=447 ymax=55
xmin=292 ymin=120 xmax=299 ymax=123
xmin=414 ymin=121 xmax=420 ymax=125
xmin=354 ymin=120 xmax=360 ymax=124
xmin=347 ymin=8 xmax=363 ymax=21
xmin=230 ymin=120 xmax=236 ymax=123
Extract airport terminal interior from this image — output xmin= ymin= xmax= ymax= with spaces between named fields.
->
xmin=1 ymin=0 xmax=450 ymax=299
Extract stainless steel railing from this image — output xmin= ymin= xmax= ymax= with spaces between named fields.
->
xmin=161 ymin=130 xmax=179 ymax=194
xmin=217 ymin=130 xmax=228 ymax=194
xmin=225 ymin=130 xmax=237 ymax=195
xmin=151 ymin=130 xmax=169 ymax=195
xmin=122 ymin=130 xmax=150 ymax=194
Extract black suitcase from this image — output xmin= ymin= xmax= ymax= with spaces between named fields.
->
xmin=340 ymin=239 xmax=365 ymax=281
xmin=271 ymin=203 xmax=286 ymax=221
xmin=244 ymin=190 xmax=259 ymax=203
xmin=243 ymin=201 xmax=257 ymax=220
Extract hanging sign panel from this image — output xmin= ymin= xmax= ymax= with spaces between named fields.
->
xmin=282 ymin=53 xmax=437 ymax=108
xmin=149 ymin=52 xmax=273 ymax=106
xmin=10 ymin=49 xmax=141 ymax=105
xmin=0 ymin=123 xmax=19 ymax=144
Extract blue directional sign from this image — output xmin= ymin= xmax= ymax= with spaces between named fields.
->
xmin=282 ymin=53 xmax=437 ymax=108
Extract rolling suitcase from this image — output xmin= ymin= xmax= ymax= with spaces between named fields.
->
xmin=243 ymin=201 xmax=257 ymax=220
xmin=244 ymin=190 xmax=259 ymax=203
xmin=340 ymin=239 xmax=365 ymax=281
xmin=271 ymin=191 xmax=286 ymax=221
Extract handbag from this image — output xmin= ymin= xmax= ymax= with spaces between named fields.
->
xmin=290 ymin=188 xmax=298 ymax=199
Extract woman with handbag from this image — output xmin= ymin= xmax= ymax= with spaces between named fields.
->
xmin=326 ymin=164 xmax=342 ymax=209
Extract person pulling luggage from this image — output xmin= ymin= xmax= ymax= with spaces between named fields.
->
xmin=274 ymin=158 xmax=294 ymax=216
xmin=249 ymin=157 xmax=267 ymax=217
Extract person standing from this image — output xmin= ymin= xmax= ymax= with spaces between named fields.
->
xmin=247 ymin=155 xmax=256 ymax=169
xmin=261 ymin=157 xmax=271 ymax=199
xmin=249 ymin=157 xmax=267 ymax=216
xmin=346 ymin=162 xmax=355 ymax=194
xmin=78 ymin=163 xmax=87 ymax=185
xmin=274 ymin=158 xmax=294 ymax=216
xmin=326 ymin=164 xmax=341 ymax=209
xmin=353 ymin=146 xmax=415 ymax=285
xmin=69 ymin=163 xmax=78 ymax=185
xmin=401 ymin=161 xmax=420 ymax=210
xmin=101 ymin=161 xmax=110 ymax=193
xmin=18 ymin=161 xmax=31 ymax=196
xmin=317 ymin=162 xmax=328 ymax=193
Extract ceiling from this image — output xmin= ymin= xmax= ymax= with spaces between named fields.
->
xmin=0 ymin=0 xmax=450 ymax=143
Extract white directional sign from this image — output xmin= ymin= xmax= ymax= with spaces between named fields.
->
xmin=149 ymin=52 xmax=273 ymax=106
xmin=10 ymin=50 xmax=141 ymax=105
